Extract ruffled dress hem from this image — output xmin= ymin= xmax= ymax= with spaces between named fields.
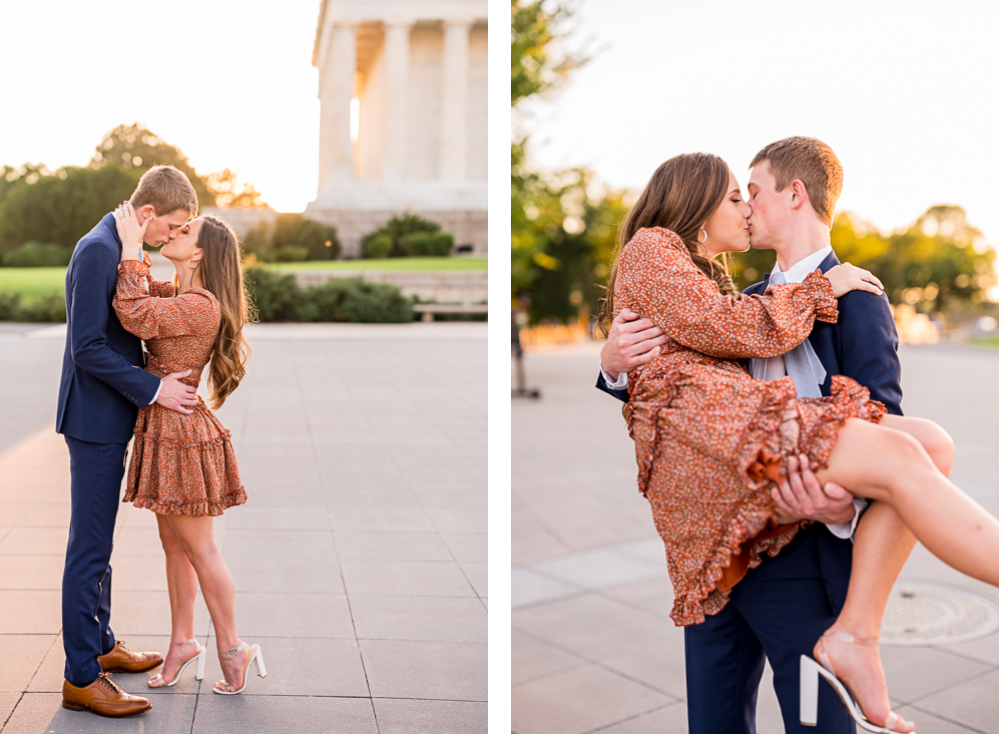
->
xmin=648 ymin=375 xmax=887 ymax=627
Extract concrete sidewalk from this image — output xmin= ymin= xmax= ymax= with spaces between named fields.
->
xmin=0 ymin=322 xmax=487 ymax=733
xmin=512 ymin=341 xmax=998 ymax=734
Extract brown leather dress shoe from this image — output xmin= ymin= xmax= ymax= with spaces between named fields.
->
xmin=98 ymin=640 xmax=163 ymax=673
xmin=62 ymin=673 xmax=151 ymax=717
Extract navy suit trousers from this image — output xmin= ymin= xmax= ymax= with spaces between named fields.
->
xmin=685 ymin=544 xmax=856 ymax=733
xmin=62 ymin=436 xmax=127 ymax=686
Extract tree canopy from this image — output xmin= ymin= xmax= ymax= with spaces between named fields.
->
xmin=0 ymin=125 xmax=269 ymax=256
xmin=510 ymin=0 xmax=997 ymax=325
xmin=91 ymin=124 xmax=267 ymax=210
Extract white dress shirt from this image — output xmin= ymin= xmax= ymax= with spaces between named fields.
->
xmin=601 ymin=246 xmax=865 ymax=539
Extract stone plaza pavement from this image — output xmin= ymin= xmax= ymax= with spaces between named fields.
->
xmin=0 ymin=321 xmax=486 ymax=733
xmin=513 ymin=341 xmax=999 ymax=734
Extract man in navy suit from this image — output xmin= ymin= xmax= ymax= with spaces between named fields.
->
xmin=56 ymin=165 xmax=199 ymax=717
xmin=597 ymin=138 xmax=911 ymax=733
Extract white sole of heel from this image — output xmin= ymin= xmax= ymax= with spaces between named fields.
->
xmin=195 ymin=648 xmax=206 ymax=681
xmin=800 ymin=655 xmax=819 ymax=726
xmin=799 ymin=655 xmax=901 ymax=733
xmin=213 ymin=645 xmax=265 ymax=694
xmin=149 ymin=647 xmax=206 ymax=688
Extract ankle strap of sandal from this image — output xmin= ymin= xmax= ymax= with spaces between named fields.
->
xmin=823 ymin=630 xmax=879 ymax=646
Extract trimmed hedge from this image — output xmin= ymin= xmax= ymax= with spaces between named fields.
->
xmin=244 ymin=214 xmax=340 ymax=262
xmin=0 ymin=270 xmax=414 ymax=324
xmin=399 ymin=231 xmax=453 ymax=257
xmin=244 ymin=268 xmax=413 ymax=323
xmin=2 ymin=242 xmax=73 ymax=267
xmin=0 ymin=291 xmax=66 ymax=322
xmin=360 ymin=214 xmax=452 ymax=258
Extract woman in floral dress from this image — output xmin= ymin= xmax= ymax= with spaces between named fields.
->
xmin=604 ymin=153 xmax=997 ymax=732
xmin=112 ymin=202 xmax=265 ymax=695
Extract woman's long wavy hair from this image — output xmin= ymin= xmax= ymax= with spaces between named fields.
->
xmin=599 ymin=153 xmax=738 ymax=335
xmin=194 ymin=215 xmax=256 ymax=409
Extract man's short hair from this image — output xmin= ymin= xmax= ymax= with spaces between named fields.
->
xmin=131 ymin=165 xmax=198 ymax=216
xmin=750 ymin=137 xmax=842 ymax=227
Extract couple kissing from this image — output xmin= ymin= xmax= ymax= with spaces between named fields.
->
xmin=56 ymin=165 xmax=262 ymax=717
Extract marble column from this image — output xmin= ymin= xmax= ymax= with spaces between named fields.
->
xmin=382 ymin=20 xmax=412 ymax=181
xmin=439 ymin=19 xmax=472 ymax=181
xmin=318 ymin=22 xmax=357 ymax=193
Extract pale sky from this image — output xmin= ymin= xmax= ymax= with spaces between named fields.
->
xmin=0 ymin=0 xmax=322 ymax=212
xmin=526 ymin=0 xmax=1000 ymax=250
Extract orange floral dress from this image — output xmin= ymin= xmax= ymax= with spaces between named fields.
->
xmin=615 ymin=228 xmax=885 ymax=626
xmin=112 ymin=259 xmax=246 ymax=517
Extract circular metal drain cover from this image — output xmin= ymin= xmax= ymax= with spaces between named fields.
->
xmin=881 ymin=582 xmax=998 ymax=646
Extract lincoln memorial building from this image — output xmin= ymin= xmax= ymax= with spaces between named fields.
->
xmin=306 ymin=0 xmax=488 ymax=257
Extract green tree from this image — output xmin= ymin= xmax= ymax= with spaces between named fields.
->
xmin=206 ymin=168 xmax=268 ymax=209
xmin=879 ymin=206 xmax=995 ymax=315
xmin=360 ymin=213 xmax=442 ymax=258
xmin=90 ymin=123 xmax=214 ymax=207
xmin=0 ymin=165 xmax=140 ymax=254
xmin=511 ymin=0 xmax=584 ymax=107
xmin=729 ymin=206 xmax=996 ymax=320
xmin=90 ymin=123 xmax=268 ymax=211
xmin=513 ymin=0 xmax=610 ymax=323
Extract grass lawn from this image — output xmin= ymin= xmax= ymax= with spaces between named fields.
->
xmin=267 ymin=257 xmax=487 ymax=272
xmin=967 ymin=336 xmax=999 ymax=348
xmin=0 ymin=268 xmax=65 ymax=298
xmin=0 ymin=257 xmax=488 ymax=298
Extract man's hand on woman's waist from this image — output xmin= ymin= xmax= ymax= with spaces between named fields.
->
xmin=601 ymin=308 xmax=668 ymax=381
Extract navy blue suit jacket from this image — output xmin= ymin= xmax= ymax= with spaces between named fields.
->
xmin=596 ymin=250 xmax=903 ymax=608
xmin=56 ymin=213 xmax=161 ymax=445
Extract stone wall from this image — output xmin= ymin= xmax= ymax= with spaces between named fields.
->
xmin=203 ymin=206 xmax=487 ymax=258
xmin=201 ymin=206 xmax=277 ymax=238
xmin=305 ymin=207 xmax=487 ymax=257
xmin=295 ymin=268 xmax=487 ymax=305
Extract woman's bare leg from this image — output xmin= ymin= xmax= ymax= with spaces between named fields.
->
xmin=164 ymin=515 xmax=247 ymax=688
xmin=814 ymin=502 xmax=917 ymax=730
xmin=832 ymin=415 xmax=952 ymax=648
xmin=154 ymin=514 xmax=202 ymax=684
xmin=809 ymin=414 xmax=991 ymax=730
xmin=815 ymin=416 xmax=997 ymax=585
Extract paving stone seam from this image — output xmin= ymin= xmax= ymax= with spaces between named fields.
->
xmin=512 ymin=659 xmax=590 ymax=689
xmin=926 ymin=643 xmax=1000 ymax=670
xmin=511 ymin=625 xmax=686 ymax=702
xmin=187 ymin=682 xmax=202 ymax=734
xmin=2 ymin=632 xmax=59 ymax=733
xmin=317 ymin=447 xmax=378 ymax=712
xmin=891 ymin=665 xmax=1000 ymax=707
xmin=581 ymin=701 xmax=687 ymax=734
xmin=0 ymin=691 xmax=25 ymax=734
xmin=901 ymin=702 xmax=991 ymax=734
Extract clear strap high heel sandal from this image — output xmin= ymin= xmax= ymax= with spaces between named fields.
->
xmin=213 ymin=642 xmax=266 ymax=695
xmin=800 ymin=631 xmax=913 ymax=733
xmin=148 ymin=639 xmax=206 ymax=688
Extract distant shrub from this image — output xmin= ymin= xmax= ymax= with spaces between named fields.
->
xmin=244 ymin=268 xmax=301 ymax=322
xmin=338 ymin=281 xmax=413 ymax=322
xmin=14 ymin=292 xmax=66 ymax=322
xmin=399 ymin=231 xmax=454 ymax=257
xmin=362 ymin=233 xmax=392 ymax=259
xmin=309 ymin=278 xmax=413 ymax=323
xmin=274 ymin=245 xmax=309 ymax=262
xmin=0 ymin=292 xmax=20 ymax=320
xmin=360 ymin=213 xmax=449 ymax=258
xmin=244 ymin=214 xmax=340 ymax=262
xmin=272 ymin=214 xmax=340 ymax=260
xmin=2 ymin=242 xmax=73 ymax=267
xmin=243 ymin=268 xmax=412 ymax=323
